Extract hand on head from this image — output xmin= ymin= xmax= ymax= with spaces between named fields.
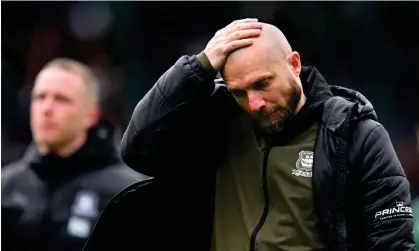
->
xmin=203 ymin=19 xmax=304 ymax=135
xmin=203 ymin=18 xmax=263 ymax=72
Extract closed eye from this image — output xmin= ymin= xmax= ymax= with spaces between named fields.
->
xmin=31 ymin=92 xmax=72 ymax=103
xmin=55 ymin=95 xmax=72 ymax=103
xmin=230 ymin=89 xmax=247 ymax=98
xmin=253 ymin=80 xmax=270 ymax=91
xmin=32 ymin=93 xmax=45 ymax=101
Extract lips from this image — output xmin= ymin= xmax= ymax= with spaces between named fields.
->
xmin=263 ymin=109 xmax=284 ymax=121
xmin=39 ymin=122 xmax=57 ymax=130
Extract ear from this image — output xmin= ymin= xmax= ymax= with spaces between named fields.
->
xmin=85 ymin=107 xmax=101 ymax=129
xmin=288 ymin=51 xmax=301 ymax=77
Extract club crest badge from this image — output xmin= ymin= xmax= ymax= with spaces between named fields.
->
xmin=70 ymin=190 xmax=100 ymax=218
xmin=67 ymin=190 xmax=99 ymax=238
xmin=293 ymin=151 xmax=313 ymax=177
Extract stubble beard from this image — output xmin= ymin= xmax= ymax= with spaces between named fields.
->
xmin=252 ymin=79 xmax=301 ymax=135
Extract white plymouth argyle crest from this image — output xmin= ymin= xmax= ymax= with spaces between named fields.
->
xmin=292 ymin=151 xmax=313 ymax=177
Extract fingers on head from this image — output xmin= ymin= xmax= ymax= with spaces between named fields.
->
xmin=224 ymin=39 xmax=254 ymax=54
xmin=225 ymin=29 xmax=261 ymax=43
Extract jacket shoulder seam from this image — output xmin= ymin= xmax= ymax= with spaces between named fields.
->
xmin=111 ymin=178 xmax=154 ymax=204
xmin=155 ymin=80 xmax=172 ymax=109
xmin=2 ymin=161 xmax=28 ymax=178
xmin=367 ymin=174 xmax=407 ymax=184
xmin=358 ymin=123 xmax=382 ymax=153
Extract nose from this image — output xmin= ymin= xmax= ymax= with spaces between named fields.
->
xmin=248 ymin=91 xmax=265 ymax=113
xmin=40 ymin=97 xmax=54 ymax=115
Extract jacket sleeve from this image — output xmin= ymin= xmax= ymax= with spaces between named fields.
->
xmin=357 ymin=123 xmax=416 ymax=250
xmin=120 ymin=53 xmax=219 ymax=177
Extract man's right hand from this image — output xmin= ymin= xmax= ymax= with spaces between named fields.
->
xmin=203 ymin=18 xmax=263 ymax=72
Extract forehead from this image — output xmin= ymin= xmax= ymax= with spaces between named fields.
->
xmin=224 ymin=62 xmax=275 ymax=91
xmin=33 ymin=67 xmax=85 ymax=95
xmin=223 ymin=47 xmax=280 ymax=90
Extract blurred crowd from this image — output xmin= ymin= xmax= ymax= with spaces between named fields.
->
xmin=2 ymin=1 xmax=419 ymax=249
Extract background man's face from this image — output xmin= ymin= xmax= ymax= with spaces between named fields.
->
xmin=31 ymin=67 xmax=92 ymax=149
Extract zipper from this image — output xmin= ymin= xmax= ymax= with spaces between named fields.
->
xmin=37 ymin=184 xmax=55 ymax=248
xmin=249 ymin=144 xmax=272 ymax=251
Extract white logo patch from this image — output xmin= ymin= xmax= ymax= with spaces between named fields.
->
xmin=67 ymin=216 xmax=92 ymax=238
xmin=293 ymin=151 xmax=313 ymax=177
xmin=70 ymin=190 xmax=100 ymax=218
xmin=67 ymin=190 xmax=99 ymax=238
xmin=374 ymin=201 xmax=413 ymax=221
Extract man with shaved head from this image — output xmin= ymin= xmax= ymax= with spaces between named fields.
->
xmin=222 ymin=24 xmax=302 ymax=135
xmin=84 ymin=19 xmax=415 ymax=251
xmin=2 ymin=58 xmax=146 ymax=251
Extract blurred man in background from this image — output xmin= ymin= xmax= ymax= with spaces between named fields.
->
xmin=1 ymin=58 xmax=147 ymax=251
xmin=84 ymin=19 xmax=415 ymax=251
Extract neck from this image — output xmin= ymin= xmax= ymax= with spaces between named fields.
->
xmin=295 ymin=91 xmax=307 ymax=115
xmin=37 ymin=132 xmax=88 ymax=158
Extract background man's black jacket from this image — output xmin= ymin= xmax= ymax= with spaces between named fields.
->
xmin=2 ymin=121 xmax=147 ymax=251
xmin=84 ymin=55 xmax=415 ymax=251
